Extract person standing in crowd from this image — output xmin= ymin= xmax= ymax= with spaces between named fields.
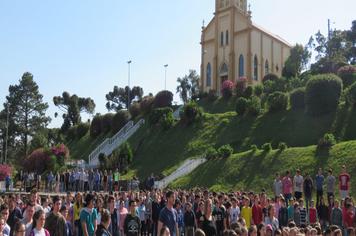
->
xmin=158 ymin=191 xmax=178 ymax=236
xmin=118 ymin=200 xmax=128 ymax=236
xmin=73 ymin=193 xmax=83 ymax=236
xmin=282 ymin=171 xmax=293 ymax=206
xmin=293 ymin=169 xmax=304 ymax=201
xmin=331 ymin=199 xmax=343 ymax=229
xmin=13 ymin=221 xmax=26 ymax=236
xmin=29 ymin=210 xmax=48 ymax=236
xmin=229 ymin=197 xmax=240 ymax=226
xmin=80 ymin=194 xmax=98 ymax=236
xmin=124 ymin=200 xmax=141 ymax=236
xmin=88 ymin=170 xmax=94 ymax=192
xmin=7 ymin=195 xmax=23 ymax=230
xmin=339 ymin=165 xmax=351 ymax=199
xmin=315 ymin=168 xmax=325 ymax=205
xmin=326 ymin=168 xmax=336 ymax=206
xmin=264 ymin=205 xmax=279 ymax=234
xmin=309 ymin=200 xmax=318 ymax=225
xmin=298 ymin=199 xmax=307 ymax=227
xmin=201 ymin=199 xmax=216 ymax=236
xmin=108 ymin=171 xmax=113 ymax=193
xmin=184 ymin=202 xmax=196 ymax=236
xmin=45 ymin=196 xmax=66 ymax=236
xmin=60 ymin=205 xmax=72 ymax=236
xmin=94 ymin=170 xmax=101 ymax=192
xmin=151 ymin=193 xmax=161 ymax=236
xmin=114 ymin=170 xmax=120 ymax=192
xmin=317 ymin=197 xmax=329 ymax=230
xmin=0 ymin=205 xmax=10 ymax=236
xmin=175 ymin=201 xmax=184 ymax=236
xmin=252 ymin=195 xmax=263 ymax=226
xmin=107 ymin=196 xmax=119 ymax=236
xmin=278 ymin=198 xmax=288 ymax=228
xmin=137 ymin=198 xmax=147 ymax=235
xmin=212 ymin=195 xmax=226 ymax=235
xmin=273 ymin=173 xmax=283 ymax=200
xmin=96 ymin=209 xmax=111 ymax=236
xmin=241 ymin=196 xmax=252 ymax=228
xmin=21 ymin=203 xmax=35 ymax=236
xmin=303 ymin=172 xmax=313 ymax=212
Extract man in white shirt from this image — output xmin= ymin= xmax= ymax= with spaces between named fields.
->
xmin=229 ymin=197 xmax=240 ymax=225
xmin=293 ymin=169 xmax=304 ymax=201
xmin=273 ymin=173 xmax=283 ymax=199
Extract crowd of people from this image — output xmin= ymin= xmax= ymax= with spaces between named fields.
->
xmin=19 ymin=169 xmax=146 ymax=193
xmin=0 ymin=165 xmax=352 ymax=236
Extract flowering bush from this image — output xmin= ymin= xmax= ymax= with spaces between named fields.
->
xmin=51 ymin=143 xmax=70 ymax=159
xmin=0 ymin=165 xmax=12 ymax=181
xmin=221 ymin=80 xmax=234 ymax=98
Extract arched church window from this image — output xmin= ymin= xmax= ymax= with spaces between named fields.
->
xmin=239 ymin=55 xmax=244 ymax=77
xmin=254 ymin=55 xmax=258 ymax=81
xmin=206 ymin=63 xmax=212 ymax=87
xmin=221 ymin=32 xmax=224 ymax=47
xmin=265 ymin=60 xmax=269 ymax=75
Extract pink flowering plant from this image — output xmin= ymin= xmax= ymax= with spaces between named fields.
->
xmin=221 ymin=80 xmax=235 ymax=98
xmin=0 ymin=165 xmax=12 ymax=181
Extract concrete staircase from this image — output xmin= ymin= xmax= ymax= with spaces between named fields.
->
xmin=154 ymin=158 xmax=207 ymax=189
xmin=88 ymin=119 xmax=145 ymax=166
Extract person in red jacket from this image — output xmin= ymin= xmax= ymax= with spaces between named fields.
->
xmin=309 ymin=200 xmax=318 ymax=225
xmin=252 ymin=195 xmax=263 ymax=225
xmin=344 ymin=203 xmax=354 ymax=228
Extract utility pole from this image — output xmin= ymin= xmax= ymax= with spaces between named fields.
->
xmin=127 ymin=60 xmax=132 ymax=110
xmin=164 ymin=64 xmax=168 ymax=90
xmin=5 ymin=103 xmax=9 ymax=164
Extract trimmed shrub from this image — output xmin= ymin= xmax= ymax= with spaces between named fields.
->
xmin=112 ymin=110 xmax=131 ymax=133
xmin=267 ymin=92 xmax=288 ymax=112
xmin=181 ymin=102 xmax=202 ymax=125
xmin=290 ymin=88 xmax=306 ymax=110
xmin=346 ymin=82 xmax=356 ymax=106
xmin=236 ymin=77 xmax=248 ymax=97
xmin=250 ymin=144 xmax=258 ymax=152
xmin=247 ymin=96 xmax=262 ymax=116
xmin=153 ymin=90 xmax=173 ymax=108
xmin=205 ymin=147 xmax=218 ymax=160
xmin=207 ymin=90 xmax=218 ymax=101
xmin=76 ymin=122 xmax=90 ymax=139
xmin=262 ymin=143 xmax=272 ymax=152
xmin=129 ymin=102 xmax=141 ymax=119
xmin=305 ymin=74 xmax=343 ymax=116
xmin=337 ymin=65 xmax=356 ymax=87
xmin=140 ymin=95 xmax=155 ymax=115
xmin=254 ymin=84 xmax=264 ymax=97
xmin=221 ymin=80 xmax=234 ymax=99
xmin=235 ymin=97 xmax=249 ymax=116
xmin=317 ymin=133 xmax=336 ymax=149
xmin=262 ymin=73 xmax=279 ymax=83
xmin=101 ymin=113 xmax=114 ymax=133
xmin=149 ymin=107 xmax=174 ymax=130
xmin=243 ymin=86 xmax=254 ymax=98
xmin=278 ymin=142 xmax=288 ymax=151
xmin=90 ymin=115 xmax=103 ymax=138
xmin=217 ymin=144 xmax=234 ymax=158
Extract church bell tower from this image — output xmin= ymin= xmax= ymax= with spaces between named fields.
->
xmin=215 ymin=0 xmax=248 ymax=15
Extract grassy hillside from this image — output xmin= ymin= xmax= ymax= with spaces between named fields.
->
xmin=170 ymin=141 xmax=356 ymax=194
xmin=125 ymin=99 xmax=356 ymax=181
xmin=67 ymin=132 xmax=112 ymax=161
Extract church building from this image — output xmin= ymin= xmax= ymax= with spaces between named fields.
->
xmin=200 ymin=0 xmax=292 ymax=92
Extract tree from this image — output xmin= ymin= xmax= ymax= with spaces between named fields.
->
xmin=282 ymin=44 xmax=311 ymax=78
xmin=5 ymin=72 xmax=50 ymax=156
xmin=346 ymin=20 xmax=356 ymax=65
xmin=105 ymin=86 xmax=143 ymax=112
xmin=53 ymin=92 xmax=95 ymax=131
xmin=176 ymin=70 xmax=200 ymax=104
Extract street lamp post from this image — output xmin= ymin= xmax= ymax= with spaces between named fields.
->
xmin=164 ymin=64 xmax=168 ymax=90
xmin=127 ymin=60 xmax=132 ymax=109
xmin=4 ymin=103 xmax=9 ymax=164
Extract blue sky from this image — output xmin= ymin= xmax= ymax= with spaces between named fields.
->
xmin=0 ymin=0 xmax=355 ymax=128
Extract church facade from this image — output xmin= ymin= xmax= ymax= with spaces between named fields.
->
xmin=200 ymin=0 xmax=292 ymax=92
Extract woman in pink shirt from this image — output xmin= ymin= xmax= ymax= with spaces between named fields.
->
xmin=118 ymin=200 xmax=128 ymax=235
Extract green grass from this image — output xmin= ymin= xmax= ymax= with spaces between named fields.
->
xmin=170 ymin=141 xmax=356 ymax=194
xmin=66 ymin=132 xmax=112 ymax=161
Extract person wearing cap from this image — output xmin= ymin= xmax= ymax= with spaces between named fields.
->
xmin=44 ymin=196 xmax=66 ymax=236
